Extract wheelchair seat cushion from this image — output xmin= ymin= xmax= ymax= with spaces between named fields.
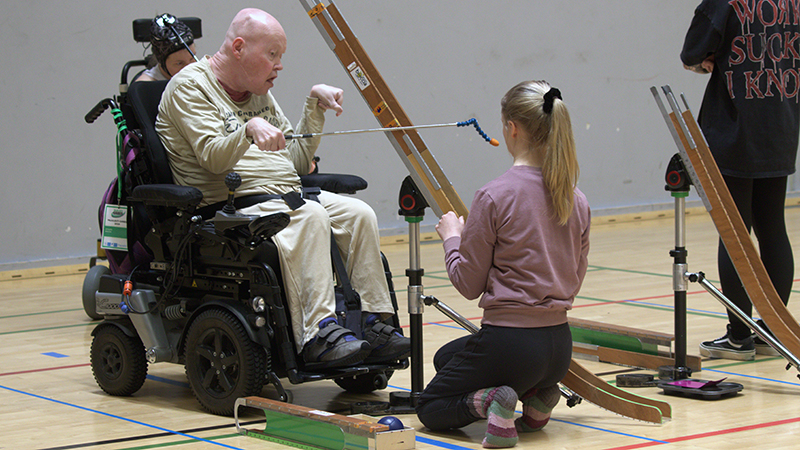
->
xmin=129 ymin=184 xmax=203 ymax=209
xmin=300 ymin=173 xmax=367 ymax=195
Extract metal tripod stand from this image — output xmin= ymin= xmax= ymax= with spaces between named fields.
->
xmin=662 ymin=153 xmax=800 ymax=382
xmin=350 ymin=176 xmax=431 ymax=415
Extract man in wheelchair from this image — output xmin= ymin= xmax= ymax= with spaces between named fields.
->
xmin=156 ymin=8 xmax=410 ymax=370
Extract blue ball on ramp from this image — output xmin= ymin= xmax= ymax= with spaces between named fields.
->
xmin=377 ymin=415 xmax=404 ymax=430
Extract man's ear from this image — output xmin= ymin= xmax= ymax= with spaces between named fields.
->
xmin=231 ymin=37 xmax=245 ymax=59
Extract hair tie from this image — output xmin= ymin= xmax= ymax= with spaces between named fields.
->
xmin=543 ymin=87 xmax=562 ymax=114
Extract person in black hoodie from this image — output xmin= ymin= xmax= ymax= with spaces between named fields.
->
xmin=681 ymin=0 xmax=800 ymax=360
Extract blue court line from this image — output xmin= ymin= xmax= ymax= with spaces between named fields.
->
xmin=548 ymin=417 xmax=669 ymax=444
xmin=702 ymin=368 xmax=800 ymax=387
xmin=415 ymin=436 xmax=474 ymax=450
xmin=0 ymin=384 xmax=244 ymax=450
xmin=425 ymin=322 xmax=475 ymax=331
xmin=385 ymin=385 xmax=669 ymax=446
xmin=146 ymin=374 xmax=191 ymax=389
xmin=42 ymin=352 xmax=69 ymax=358
xmin=621 ymin=299 xmax=728 ymax=317
xmin=2 ymin=376 xmax=478 ymax=450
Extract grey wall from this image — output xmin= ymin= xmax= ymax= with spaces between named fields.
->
xmin=1 ymin=0 xmax=792 ymax=268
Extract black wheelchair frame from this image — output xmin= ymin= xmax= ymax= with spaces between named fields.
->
xmin=82 ymin=22 xmax=407 ymax=416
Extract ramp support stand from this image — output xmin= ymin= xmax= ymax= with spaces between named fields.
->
xmin=352 ymin=176 xmax=428 ymax=415
xmin=661 ymin=154 xmax=693 ymax=381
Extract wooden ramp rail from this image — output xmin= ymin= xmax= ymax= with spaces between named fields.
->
xmin=235 ymin=397 xmax=415 ymax=450
xmin=569 ymin=317 xmax=702 ymax=372
xmin=300 ymin=0 xmax=467 ymax=219
xmin=300 ymin=0 xmax=670 ymax=424
xmin=652 ymin=86 xmax=800 ymax=371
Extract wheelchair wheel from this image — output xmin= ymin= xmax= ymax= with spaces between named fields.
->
xmin=184 ymin=308 xmax=266 ymax=416
xmin=334 ymin=370 xmax=393 ymax=394
xmin=91 ymin=324 xmax=148 ymax=396
xmin=82 ymin=265 xmax=110 ymax=320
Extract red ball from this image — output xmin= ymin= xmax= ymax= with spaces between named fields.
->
xmin=378 ymin=415 xmax=404 ymax=430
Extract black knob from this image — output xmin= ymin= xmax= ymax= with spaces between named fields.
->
xmin=222 ymin=173 xmax=241 ymax=215
xmin=225 ymin=172 xmax=242 ymax=192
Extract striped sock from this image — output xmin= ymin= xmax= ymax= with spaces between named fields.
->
xmin=465 ymin=386 xmax=519 ymax=448
xmin=515 ymin=385 xmax=560 ymax=432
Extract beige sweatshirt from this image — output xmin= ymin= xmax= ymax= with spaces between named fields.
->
xmin=156 ymin=57 xmax=325 ymax=206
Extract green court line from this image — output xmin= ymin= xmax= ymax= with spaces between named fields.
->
xmin=0 ymin=308 xmax=82 ymax=320
xmin=575 ymin=295 xmax=724 ymax=320
xmin=703 ymin=357 xmax=784 ymax=370
xmin=118 ymin=434 xmax=240 ymax=450
xmin=0 ymin=322 xmax=94 ymax=336
xmin=587 ymin=265 xmax=672 ymax=279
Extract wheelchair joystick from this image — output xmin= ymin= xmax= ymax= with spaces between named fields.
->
xmin=222 ymin=172 xmax=241 ymax=215
xmin=214 ymin=172 xmax=260 ymax=232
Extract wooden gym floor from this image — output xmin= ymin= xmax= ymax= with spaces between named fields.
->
xmin=3 ymin=205 xmax=800 ymax=449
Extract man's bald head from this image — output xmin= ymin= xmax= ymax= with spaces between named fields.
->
xmin=220 ymin=8 xmax=284 ymax=54
xmin=211 ymin=8 xmax=287 ymax=95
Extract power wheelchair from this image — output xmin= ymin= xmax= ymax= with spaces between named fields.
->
xmin=82 ymin=17 xmax=407 ymax=416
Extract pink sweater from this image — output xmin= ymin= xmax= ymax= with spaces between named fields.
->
xmin=443 ymin=165 xmax=590 ymax=328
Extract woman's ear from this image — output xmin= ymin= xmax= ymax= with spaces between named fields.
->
xmin=507 ymin=120 xmax=519 ymax=139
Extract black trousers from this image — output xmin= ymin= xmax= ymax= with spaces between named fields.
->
xmin=718 ymin=175 xmax=794 ymax=340
xmin=415 ymin=323 xmax=572 ymax=431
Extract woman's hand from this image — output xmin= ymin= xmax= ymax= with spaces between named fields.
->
xmin=436 ymin=211 xmax=465 ymax=241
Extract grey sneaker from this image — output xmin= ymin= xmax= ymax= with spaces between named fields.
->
xmin=362 ymin=315 xmax=411 ymax=364
xmin=303 ymin=318 xmax=370 ymax=370
xmin=699 ymin=324 xmax=755 ymax=361
xmin=753 ymin=319 xmax=780 ymax=356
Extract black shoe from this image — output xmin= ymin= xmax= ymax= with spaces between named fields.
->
xmin=753 ymin=319 xmax=780 ymax=356
xmin=303 ymin=318 xmax=370 ymax=370
xmin=699 ymin=324 xmax=755 ymax=361
xmin=362 ymin=315 xmax=411 ymax=363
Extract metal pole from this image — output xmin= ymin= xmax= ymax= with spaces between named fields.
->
xmin=691 ymin=272 xmax=800 ymax=373
xmin=406 ymin=219 xmax=425 ymax=402
xmin=672 ymin=194 xmax=689 ymax=373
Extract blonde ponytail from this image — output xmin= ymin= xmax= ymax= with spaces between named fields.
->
xmin=501 ymin=81 xmax=579 ymax=225
xmin=543 ymin=96 xmax=579 ymax=225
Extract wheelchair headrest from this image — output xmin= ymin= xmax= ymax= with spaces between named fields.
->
xmin=128 ymin=80 xmax=174 ymax=185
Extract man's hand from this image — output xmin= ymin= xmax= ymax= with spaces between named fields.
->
xmin=436 ymin=211 xmax=465 ymax=242
xmin=246 ymin=117 xmax=286 ymax=152
xmin=310 ymin=84 xmax=344 ymax=116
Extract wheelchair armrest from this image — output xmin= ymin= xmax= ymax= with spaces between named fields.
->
xmin=300 ymin=173 xmax=367 ymax=195
xmin=129 ymin=184 xmax=203 ymax=210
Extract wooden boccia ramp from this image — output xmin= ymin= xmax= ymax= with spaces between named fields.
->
xmin=236 ymin=397 xmax=415 ymax=450
xmin=298 ymin=0 xmax=671 ymax=425
xmin=569 ymin=317 xmax=702 ymax=372
xmin=652 ymin=85 xmax=800 ymax=375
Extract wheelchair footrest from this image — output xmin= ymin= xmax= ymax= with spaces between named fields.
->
xmin=288 ymin=360 xmax=409 ymax=385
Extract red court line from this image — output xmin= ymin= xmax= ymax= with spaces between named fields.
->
xmin=0 ymin=363 xmax=90 ymax=377
xmin=605 ymin=416 xmax=800 ymax=450
xmin=574 ymin=290 xmax=708 ymax=308
xmin=403 ymin=290 xmax=709 ymax=329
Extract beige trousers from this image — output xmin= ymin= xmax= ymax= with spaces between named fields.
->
xmin=240 ymin=191 xmax=393 ymax=352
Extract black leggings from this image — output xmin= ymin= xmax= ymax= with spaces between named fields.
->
xmin=718 ymin=175 xmax=794 ymax=340
xmin=415 ymin=323 xmax=572 ymax=431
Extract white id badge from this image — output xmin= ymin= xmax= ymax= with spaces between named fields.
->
xmin=101 ymin=205 xmax=128 ymax=251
